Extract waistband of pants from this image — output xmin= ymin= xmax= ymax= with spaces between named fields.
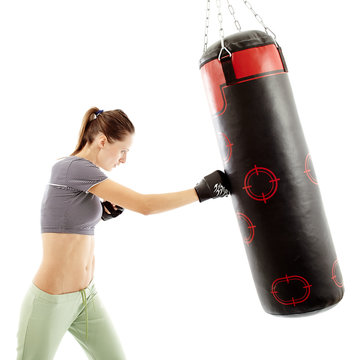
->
xmin=30 ymin=277 xmax=96 ymax=303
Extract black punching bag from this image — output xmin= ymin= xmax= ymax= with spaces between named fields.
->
xmin=200 ymin=30 xmax=344 ymax=315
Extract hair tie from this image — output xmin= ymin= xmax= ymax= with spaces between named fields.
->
xmin=95 ymin=109 xmax=104 ymax=116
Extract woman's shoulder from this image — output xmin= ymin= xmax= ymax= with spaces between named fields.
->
xmin=48 ymin=155 xmax=107 ymax=192
xmin=55 ymin=155 xmax=101 ymax=168
xmin=51 ymin=156 xmax=107 ymax=180
xmin=51 ymin=155 xmax=75 ymax=169
xmin=53 ymin=155 xmax=90 ymax=168
xmin=50 ymin=156 xmax=83 ymax=177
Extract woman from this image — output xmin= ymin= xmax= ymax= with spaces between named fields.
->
xmin=16 ymin=107 xmax=230 ymax=360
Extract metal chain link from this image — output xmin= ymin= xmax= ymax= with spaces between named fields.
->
xmin=204 ymin=0 xmax=242 ymax=53
xmin=203 ymin=0 xmax=277 ymax=54
xmin=242 ymin=0 xmax=278 ymax=46
xmin=226 ymin=0 xmax=242 ymax=32
xmin=203 ymin=0 xmax=211 ymax=53
xmin=216 ymin=0 xmax=232 ymax=59
xmin=216 ymin=0 xmax=225 ymax=49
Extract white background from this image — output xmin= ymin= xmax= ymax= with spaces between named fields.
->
xmin=1 ymin=0 xmax=352 ymax=359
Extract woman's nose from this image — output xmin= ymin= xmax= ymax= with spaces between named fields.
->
xmin=120 ymin=154 xmax=127 ymax=163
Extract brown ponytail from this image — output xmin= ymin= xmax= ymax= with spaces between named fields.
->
xmin=69 ymin=107 xmax=135 ymax=156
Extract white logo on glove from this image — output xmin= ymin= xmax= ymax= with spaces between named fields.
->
xmin=213 ymin=183 xmax=230 ymax=197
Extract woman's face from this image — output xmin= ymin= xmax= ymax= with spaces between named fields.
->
xmin=101 ymin=133 xmax=134 ymax=171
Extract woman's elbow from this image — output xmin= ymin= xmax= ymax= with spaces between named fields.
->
xmin=137 ymin=194 xmax=152 ymax=216
xmin=140 ymin=207 xmax=151 ymax=216
xmin=139 ymin=194 xmax=159 ymax=216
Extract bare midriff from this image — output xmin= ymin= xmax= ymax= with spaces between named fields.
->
xmin=32 ymin=233 xmax=95 ymax=295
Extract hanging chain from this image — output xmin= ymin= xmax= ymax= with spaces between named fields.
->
xmin=216 ymin=0 xmax=226 ymax=49
xmin=204 ymin=0 xmax=242 ymax=53
xmin=226 ymin=0 xmax=242 ymax=32
xmin=203 ymin=0 xmax=211 ymax=53
xmin=242 ymin=0 xmax=278 ymax=46
xmin=203 ymin=0 xmax=277 ymax=53
xmin=216 ymin=0 xmax=232 ymax=59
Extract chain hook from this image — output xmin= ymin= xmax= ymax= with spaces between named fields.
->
xmin=216 ymin=0 xmax=232 ymax=61
xmin=218 ymin=46 xmax=232 ymax=61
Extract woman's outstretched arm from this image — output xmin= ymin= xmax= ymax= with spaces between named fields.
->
xmin=89 ymin=171 xmax=230 ymax=215
xmin=89 ymin=179 xmax=198 ymax=215
xmin=142 ymin=188 xmax=199 ymax=215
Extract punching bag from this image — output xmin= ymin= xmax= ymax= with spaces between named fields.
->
xmin=199 ymin=30 xmax=344 ymax=315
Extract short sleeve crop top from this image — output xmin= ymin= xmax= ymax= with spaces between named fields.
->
xmin=40 ymin=156 xmax=109 ymax=235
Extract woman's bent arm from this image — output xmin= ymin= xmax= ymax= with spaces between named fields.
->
xmin=89 ymin=178 xmax=199 ymax=215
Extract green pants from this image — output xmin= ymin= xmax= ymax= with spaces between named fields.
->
xmin=16 ymin=278 xmax=126 ymax=360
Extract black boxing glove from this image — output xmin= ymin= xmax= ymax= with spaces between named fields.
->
xmin=101 ymin=201 xmax=125 ymax=221
xmin=194 ymin=170 xmax=231 ymax=203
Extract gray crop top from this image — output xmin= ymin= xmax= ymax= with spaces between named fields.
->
xmin=40 ymin=156 xmax=109 ymax=235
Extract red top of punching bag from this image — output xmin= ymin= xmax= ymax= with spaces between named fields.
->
xmin=200 ymin=30 xmax=287 ymax=115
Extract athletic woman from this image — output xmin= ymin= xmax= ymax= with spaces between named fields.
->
xmin=16 ymin=107 xmax=230 ymax=360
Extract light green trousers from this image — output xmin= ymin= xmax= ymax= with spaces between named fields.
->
xmin=16 ymin=278 xmax=126 ymax=360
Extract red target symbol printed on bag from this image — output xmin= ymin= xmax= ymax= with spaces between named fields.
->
xmin=236 ymin=212 xmax=256 ymax=246
xmin=242 ymin=165 xmax=280 ymax=203
xmin=304 ymin=153 xmax=318 ymax=185
xmin=331 ymin=260 xmax=343 ymax=288
xmin=218 ymin=132 xmax=234 ymax=164
xmin=271 ymin=275 xmax=312 ymax=306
